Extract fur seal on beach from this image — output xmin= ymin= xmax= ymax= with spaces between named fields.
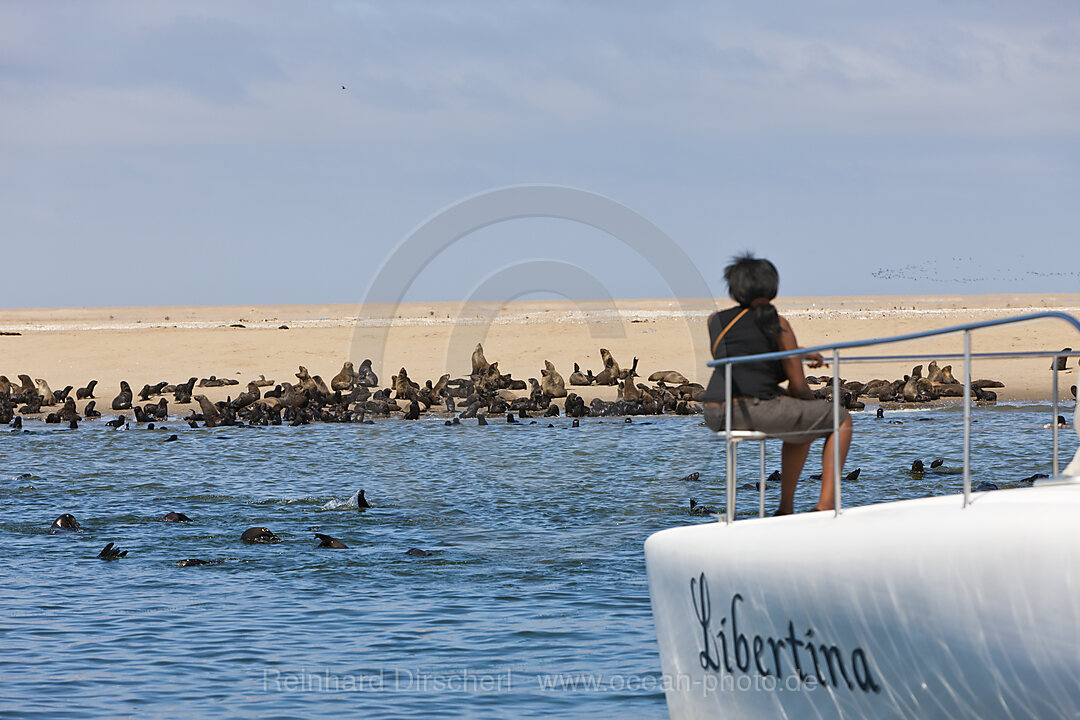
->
xmin=569 ymin=363 xmax=590 ymax=386
xmin=649 ymin=370 xmax=689 ymax=385
xmin=112 ymin=381 xmax=133 ymax=410
xmin=17 ymin=375 xmax=35 ymax=394
xmin=35 ymin=379 xmax=56 ymax=406
xmin=540 ymin=361 xmax=567 ymax=398
xmin=97 ymin=542 xmax=127 ymax=560
xmin=926 ymin=362 xmax=943 ymax=383
xmin=1054 ymin=348 xmax=1072 ymax=372
xmin=471 ymin=344 xmax=490 ymax=376
xmin=57 ymin=398 xmax=79 ymax=422
xmin=594 ymin=348 xmax=621 ymax=385
xmin=50 ymin=514 xmax=80 ymax=533
xmin=356 ymin=359 xmax=378 ymax=387
xmin=241 ymin=527 xmax=281 ymax=544
xmin=331 ymin=362 xmax=356 ymax=392
xmin=315 ymin=533 xmax=348 ymax=549
xmin=160 ymin=512 xmax=192 ymax=522
xmin=939 ymin=366 xmax=959 ymax=385
xmin=84 ymin=401 xmax=100 ymax=418
xmin=194 ymin=395 xmax=221 ymax=426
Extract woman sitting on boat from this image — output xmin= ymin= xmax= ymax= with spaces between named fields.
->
xmin=703 ymin=253 xmax=852 ymax=515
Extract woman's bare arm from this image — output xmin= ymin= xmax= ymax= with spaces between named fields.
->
xmin=778 ymin=316 xmax=814 ymax=400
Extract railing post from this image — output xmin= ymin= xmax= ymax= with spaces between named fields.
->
xmin=758 ymin=440 xmax=766 ymax=519
xmin=725 ymin=364 xmax=734 ymax=524
xmin=1052 ymin=361 xmax=1060 ymax=476
xmin=832 ymin=348 xmax=842 ymax=517
xmin=963 ymin=330 xmax=972 ymax=507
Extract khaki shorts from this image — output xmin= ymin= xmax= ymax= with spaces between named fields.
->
xmin=704 ymin=395 xmax=850 ymax=445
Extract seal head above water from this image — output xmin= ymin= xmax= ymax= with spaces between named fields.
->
xmin=241 ymin=527 xmax=281 ymax=544
xmin=50 ymin=514 xmax=80 ymax=533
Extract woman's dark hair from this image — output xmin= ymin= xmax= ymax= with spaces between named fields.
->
xmin=723 ymin=253 xmax=781 ymax=348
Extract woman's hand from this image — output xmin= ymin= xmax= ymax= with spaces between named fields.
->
xmin=802 ymin=352 xmax=826 ymax=368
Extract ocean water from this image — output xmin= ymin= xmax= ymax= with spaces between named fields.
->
xmin=0 ymin=403 xmax=1074 ymax=719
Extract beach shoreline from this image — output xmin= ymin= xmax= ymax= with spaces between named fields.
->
xmin=1 ymin=293 xmax=1078 ymax=414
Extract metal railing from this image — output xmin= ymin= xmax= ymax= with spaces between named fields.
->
xmin=707 ymin=311 xmax=1080 ymax=522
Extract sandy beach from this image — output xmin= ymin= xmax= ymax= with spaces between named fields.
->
xmin=1 ymin=293 xmax=1078 ymax=413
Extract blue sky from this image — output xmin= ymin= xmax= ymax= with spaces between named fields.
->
xmin=1 ymin=1 xmax=1078 ymax=307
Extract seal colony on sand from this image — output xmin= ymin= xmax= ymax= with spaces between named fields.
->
xmin=0 ymin=340 xmax=1028 ymax=432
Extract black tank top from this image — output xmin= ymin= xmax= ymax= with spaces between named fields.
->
xmin=703 ymin=306 xmax=785 ymax=402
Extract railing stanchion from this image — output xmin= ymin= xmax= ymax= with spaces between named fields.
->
xmin=725 ymin=364 xmax=734 ymax=524
xmin=832 ymin=348 xmax=842 ymax=517
xmin=1052 ymin=361 xmax=1060 ymax=476
xmin=963 ymin=330 xmax=972 ymax=508
xmin=759 ymin=440 xmax=766 ymax=519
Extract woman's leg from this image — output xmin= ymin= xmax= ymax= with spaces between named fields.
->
xmin=777 ymin=440 xmax=812 ymax=515
xmin=816 ymin=416 xmax=853 ymax=511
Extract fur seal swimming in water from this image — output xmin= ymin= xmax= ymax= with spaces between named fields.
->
xmin=315 ymin=533 xmax=348 ymax=549
xmin=160 ymin=512 xmax=192 ymax=522
xmin=689 ymin=498 xmax=717 ymax=515
xmin=97 ymin=542 xmax=128 ymax=560
xmin=50 ymin=514 xmax=80 ymax=533
xmin=681 ymin=472 xmax=701 ymax=482
xmin=910 ymin=459 xmax=925 ymax=474
xmin=241 ymin=527 xmax=281 ymax=544
xmin=112 ymin=381 xmax=133 ymax=410
xmin=810 ymin=468 xmax=861 ymax=482
xmin=106 ymin=415 xmax=127 ymax=429
xmin=931 ymin=458 xmax=944 ymax=469
xmin=177 ymin=558 xmax=225 ymax=567
xmin=975 ymin=481 xmax=999 ymax=492
xmin=405 ymin=548 xmax=432 ymax=557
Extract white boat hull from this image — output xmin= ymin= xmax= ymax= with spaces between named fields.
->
xmin=645 ymin=481 xmax=1080 ymax=718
